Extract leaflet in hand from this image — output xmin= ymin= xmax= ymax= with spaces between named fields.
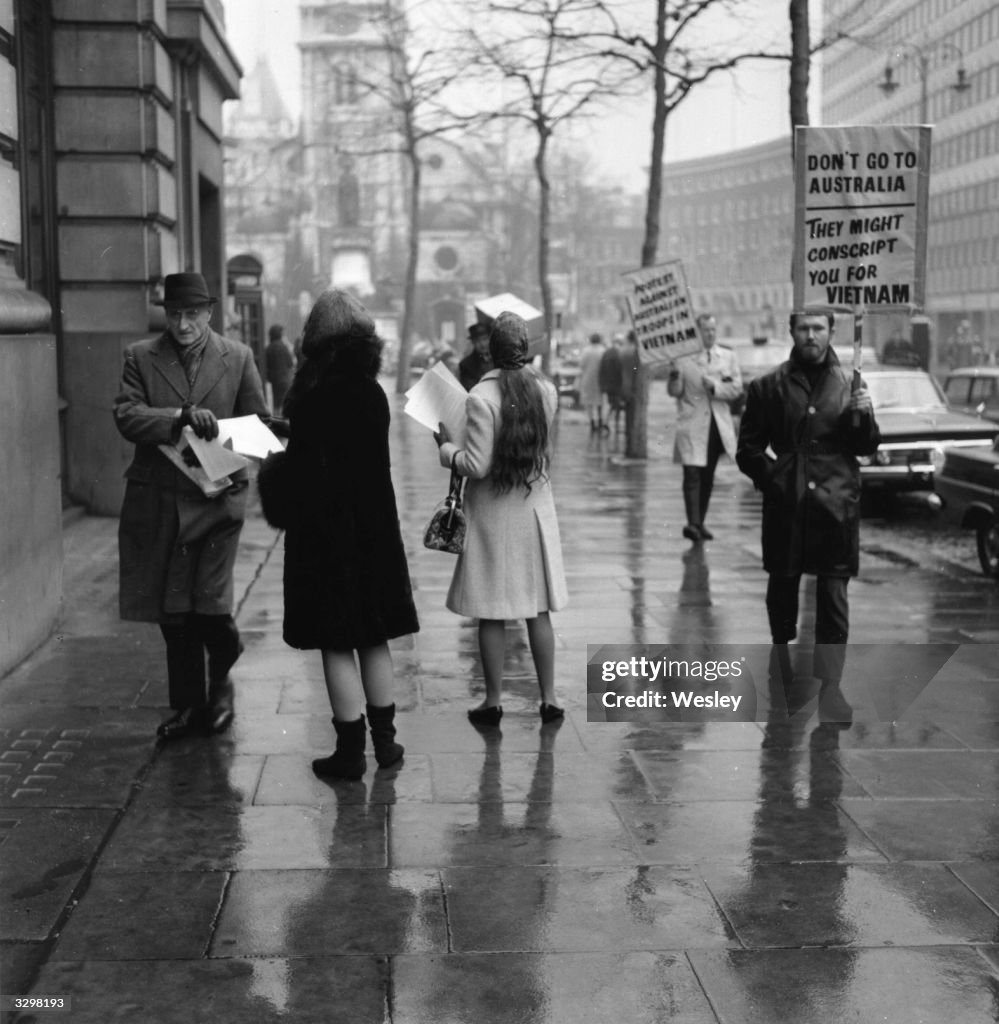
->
xmin=403 ymin=361 xmax=467 ymax=446
xmin=158 ymin=428 xmax=244 ymax=497
xmin=217 ymin=415 xmax=286 ymax=458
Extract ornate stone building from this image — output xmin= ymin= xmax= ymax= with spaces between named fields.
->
xmin=1 ymin=0 xmax=241 ymax=673
xmin=298 ymin=0 xmax=408 ymax=307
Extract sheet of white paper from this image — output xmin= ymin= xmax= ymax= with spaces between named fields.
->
xmin=184 ymin=427 xmax=250 ymax=482
xmin=404 ymin=361 xmax=468 ymax=445
xmin=217 ymin=415 xmax=286 ymax=458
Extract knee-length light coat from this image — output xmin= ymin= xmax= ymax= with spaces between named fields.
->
xmin=438 ymin=369 xmax=568 ymax=620
xmin=667 ymin=344 xmax=742 ymax=466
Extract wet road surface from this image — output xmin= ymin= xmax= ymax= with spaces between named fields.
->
xmin=2 ymin=384 xmax=999 ymax=1022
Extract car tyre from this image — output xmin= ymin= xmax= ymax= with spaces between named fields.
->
xmin=976 ymin=521 xmax=999 ymax=579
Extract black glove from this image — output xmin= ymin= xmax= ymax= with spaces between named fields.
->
xmin=180 ymin=404 xmax=219 ymax=441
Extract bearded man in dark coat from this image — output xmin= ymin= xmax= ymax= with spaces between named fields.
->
xmin=114 ymin=273 xmax=269 ymax=740
xmin=736 ymin=309 xmax=880 ymax=720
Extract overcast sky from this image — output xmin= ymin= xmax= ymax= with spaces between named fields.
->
xmin=223 ymin=0 xmax=821 ymax=192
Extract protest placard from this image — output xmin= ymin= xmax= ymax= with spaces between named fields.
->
xmin=792 ymin=124 xmax=931 ymax=312
xmin=622 ymin=261 xmax=702 ymax=367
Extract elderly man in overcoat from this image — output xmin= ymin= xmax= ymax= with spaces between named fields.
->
xmin=668 ymin=312 xmax=743 ymax=541
xmin=114 ymin=272 xmax=269 ymax=740
xmin=736 ymin=309 xmax=880 ymax=719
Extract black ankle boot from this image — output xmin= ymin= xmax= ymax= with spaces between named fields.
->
xmin=366 ymin=703 xmax=404 ymax=768
xmin=312 ymin=717 xmax=367 ymax=780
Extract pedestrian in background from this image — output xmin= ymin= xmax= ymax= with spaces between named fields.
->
xmin=429 ymin=336 xmax=460 ymax=378
xmin=668 ymin=312 xmax=742 ymax=542
xmin=599 ymin=333 xmax=625 ymax=433
xmin=736 ymin=308 xmax=880 ymax=720
xmin=114 ymin=272 xmax=269 ymax=740
xmin=578 ymin=332 xmax=608 ymax=432
xmin=434 ymin=311 xmax=568 ymax=727
xmin=265 ymin=323 xmax=296 ymax=415
xmin=620 ymin=330 xmax=641 ymax=453
xmin=458 ymin=322 xmax=492 ymax=390
xmin=281 ymin=289 xmax=419 ymax=780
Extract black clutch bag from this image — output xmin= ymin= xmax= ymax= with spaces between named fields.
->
xmin=423 ymin=468 xmax=466 ymax=554
xmin=257 ymin=448 xmax=294 ymax=530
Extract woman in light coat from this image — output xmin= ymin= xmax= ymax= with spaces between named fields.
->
xmin=435 ymin=312 xmax=568 ymax=726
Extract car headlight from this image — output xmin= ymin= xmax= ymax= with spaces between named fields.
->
xmin=930 ymin=446 xmax=947 ymax=474
xmin=876 ymin=450 xmax=893 ymax=466
xmin=857 ymin=455 xmax=872 ymax=466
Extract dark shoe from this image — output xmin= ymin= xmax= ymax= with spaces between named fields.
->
xmin=206 ymin=676 xmax=235 ymax=734
xmin=818 ymin=682 xmax=853 ymax=724
xmin=539 ymin=703 xmax=564 ymax=723
xmin=682 ymin=524 xmax=702 ymax=542
xmin=312 ymin=717 xmax=367 ymax=780
xmin=698 ymin=525 xmax=714 ymax=540
xmin=156 ymin=707 xmax=208 ymax=740
xmin=467 ymin=705 xmax=503 ymax=727
xmin=366 ymin=703 xmax=404 ymax=768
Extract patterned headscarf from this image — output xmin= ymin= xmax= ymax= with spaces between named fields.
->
xmin=489 ymin=311 xmax=530 ymax=370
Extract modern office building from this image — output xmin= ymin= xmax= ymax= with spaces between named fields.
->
xmin=822 ymin=0 xmax=999 ymax=361
xmin=653 ymin=0 xmax=999 ymax=359
xmin=658 ymin=138 xmax=794 ymax=344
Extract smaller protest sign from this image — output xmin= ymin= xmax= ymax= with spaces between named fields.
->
xmin=622 ymin=261 xmax=702 ymax=367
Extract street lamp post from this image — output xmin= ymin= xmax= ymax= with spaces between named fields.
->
xmin=878 ymin=41 xmax=970 ymax=122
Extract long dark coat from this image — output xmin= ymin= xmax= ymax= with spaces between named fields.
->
xmin=281 ymin=339 xmax=419 ymax=651
xmin=736 ymin=349 xmax=880 ymax=578
xmin=114 ymin=329 xmax=269 ymax=622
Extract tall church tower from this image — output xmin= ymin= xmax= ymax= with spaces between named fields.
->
xmin=299 ymin=1 xmax=407 ymax=299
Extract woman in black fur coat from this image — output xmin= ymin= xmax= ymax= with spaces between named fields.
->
xmin=282 ymin=289 xmax=419 ymax=779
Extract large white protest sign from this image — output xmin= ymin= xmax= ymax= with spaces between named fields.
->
xmin=792 ymin=124 xmax=931 ymax=312
xmin=622 ymin=261 xmax=702 ymax=366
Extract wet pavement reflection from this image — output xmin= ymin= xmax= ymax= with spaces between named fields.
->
xmin=3 ymin=388 xmax=999 ymax=1021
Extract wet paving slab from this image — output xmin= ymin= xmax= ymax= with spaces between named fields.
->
xmin=24 ymin=956 xmax=393 ymax=1024
xmin=0 ymin=808 xmax=117 ymax=942
xmin=689 ymin=946 xmax=999 ymax=1024
xmin=7 ymin=391 xmax=999 ymax=1019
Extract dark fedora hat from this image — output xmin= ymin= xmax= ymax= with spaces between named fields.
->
xmin=155 ymin=272 xmax=217 ymax=307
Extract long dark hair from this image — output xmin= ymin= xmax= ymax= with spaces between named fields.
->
xmin=492 ymin=366 xmax=550 ymax=494
xmin=283 ymin=289 xmax=382 ymax=416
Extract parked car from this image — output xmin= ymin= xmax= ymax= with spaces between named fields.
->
xmin=941 ymin=366 xmax=999 ymax=425
xmin=552 ymin=357 xmax=581 ymax=408
xmin=933 ymin=437 xmax=999 ymax=577
xmin=857 ymin=368 xmax=999 ymax=495
xmin=731 ymin=340 xmax=877 ymax=417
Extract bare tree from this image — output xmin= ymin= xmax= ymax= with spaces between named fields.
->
xmin=591 ymin=0 xmax=786 ymax=457
xmin=459 ymin=0 xmax=635 ymax=369
xmin=789 ymin=0 xmax=810 ymax=141
xmin=338 ymin=2 xmax=483 ymax=393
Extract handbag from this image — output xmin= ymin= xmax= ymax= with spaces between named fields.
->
xmin=256 ymin=448 xmax=295 ymax=529
xmin=423 ymin=468 xmax=466 ymax=554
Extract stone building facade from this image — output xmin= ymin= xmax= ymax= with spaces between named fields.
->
xmin=1 ymin=0 xmax=241 ymax=674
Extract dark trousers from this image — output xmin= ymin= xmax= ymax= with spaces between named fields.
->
xmin=766 ymin=574 xmax=849 ymax=684
xmin=682 ymin=416 xmax=724 ymax=526
xmin=160 ymin=613 xmax=241 ymax=710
